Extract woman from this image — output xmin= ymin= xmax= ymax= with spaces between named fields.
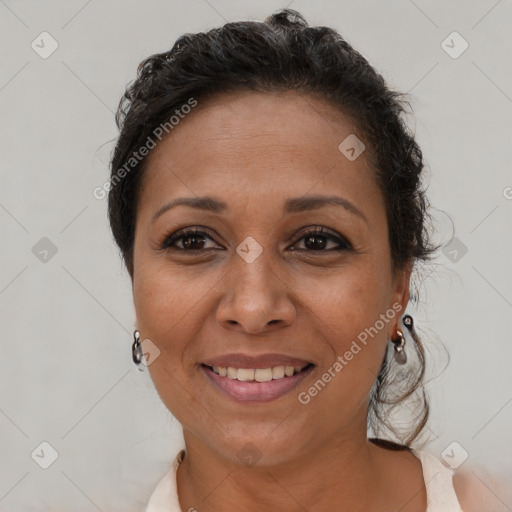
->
xmin=108 ymin=9 xmax=487 ymax=512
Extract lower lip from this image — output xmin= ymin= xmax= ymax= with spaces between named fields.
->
xmin=201 ymin=364 xmax=315 ymax=403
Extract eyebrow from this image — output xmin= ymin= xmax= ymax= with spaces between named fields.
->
xmin=151 ymin=194 xmax=368 ymax=224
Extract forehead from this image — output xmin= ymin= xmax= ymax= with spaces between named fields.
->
xmin=137 ymin=90 xmax=383 ymax=222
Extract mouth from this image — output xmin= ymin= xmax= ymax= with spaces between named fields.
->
xmin=201 ymin=362 xmax=315 ymax=403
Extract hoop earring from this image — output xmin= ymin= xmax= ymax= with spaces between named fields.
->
xmin=132 ymin=330 xmax=143 ymax=365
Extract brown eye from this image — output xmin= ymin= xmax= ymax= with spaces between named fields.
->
xmin=290 ymin=227 xmax=352 ymax=252
xmin=161 ymin=228 xmax=219 ymax=251
xmin=158 ymin=226 xmax=352 ymax=254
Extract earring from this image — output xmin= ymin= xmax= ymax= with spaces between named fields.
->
xmin=391 ymin=328 xmax=407 ymax=365
xmin=132 ymin=330 xmax=143 ymax=365
xmin=402 ymin=314 xmax=414 ymax=331
xmin=391 ymin=314 xmax=415 ymax=365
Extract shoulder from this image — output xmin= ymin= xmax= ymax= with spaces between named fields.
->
xmin=453 ymin=465 xmax=512 ymax=512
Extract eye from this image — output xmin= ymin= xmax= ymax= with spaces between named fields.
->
xmin=158 ymin=225 xmax=352 ymax=253
xmin=159 ymin=227 xmax=220 ymax=252
xmin=289 ymin=226 xmax=352 ymax=252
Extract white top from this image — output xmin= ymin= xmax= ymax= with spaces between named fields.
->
xmin=145 ymin=448 xmax=464 ymax=512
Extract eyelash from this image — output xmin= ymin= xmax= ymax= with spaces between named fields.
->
xmin=158 ymin=226 xmax=352 ymax=253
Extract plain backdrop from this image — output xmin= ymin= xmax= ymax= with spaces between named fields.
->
xmin=1 ymin=0 xmax=511 ymax=510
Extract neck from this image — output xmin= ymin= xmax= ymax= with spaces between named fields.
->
xmin=176 ymin=423 xmax=389 ymax=511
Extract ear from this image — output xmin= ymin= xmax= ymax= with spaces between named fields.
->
xmin=387 ymin=261 xmax=413 ymax=340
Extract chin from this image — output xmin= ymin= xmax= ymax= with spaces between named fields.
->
xmin=203 ymin=425 xmax=310 ymax=468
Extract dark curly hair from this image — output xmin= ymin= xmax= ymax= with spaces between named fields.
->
xmin=108 ymin=8 xmax=441 ymax=447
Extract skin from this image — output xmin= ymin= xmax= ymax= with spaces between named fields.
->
xmin=454 ymin=469 xmax=512 ymax=511
xmin=131 ymin=90 xmax=427 ymax=511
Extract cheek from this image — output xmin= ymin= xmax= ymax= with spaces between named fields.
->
xmin=133 ymin=259 xmax=212 ymax=330
xmin=132 ymin=265 xmax=196 ymax=364
xmin=300 ymin=258 xmax=391 ymax=345
xmin=132 ymin=266 xmax=202 ymax=418
xmin=294 ymin=261 xmax=392 ymax=409
xmin=132 ymin=259 xmax=226 ymax=378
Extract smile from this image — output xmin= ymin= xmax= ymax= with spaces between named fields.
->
xmin=201 ymin=363 xmax=315 ymax=402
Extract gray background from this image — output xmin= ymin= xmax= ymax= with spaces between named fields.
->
xmin=1 ymin=0 xmax=511 ymax=510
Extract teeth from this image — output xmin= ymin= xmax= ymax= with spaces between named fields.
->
xmin=237 ymin=368 xmax=255 ymax=381
xmin=272 ymin=366 xmax=285 ymax=379
xmin=255 ymin=368 xmax=273 ymax=382
xmin=209 ymin=364 xmax=309 ymax=381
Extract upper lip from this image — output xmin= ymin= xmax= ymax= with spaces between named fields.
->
xmin=202 ymin=353 xmax=313 ymax=369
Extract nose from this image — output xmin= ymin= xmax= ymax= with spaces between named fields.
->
xmin=216 ymin=251 xmax=296 ymax=335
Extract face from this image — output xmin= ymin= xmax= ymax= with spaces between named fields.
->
xmin=132 ymin=90 xmax=411 ymax=465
